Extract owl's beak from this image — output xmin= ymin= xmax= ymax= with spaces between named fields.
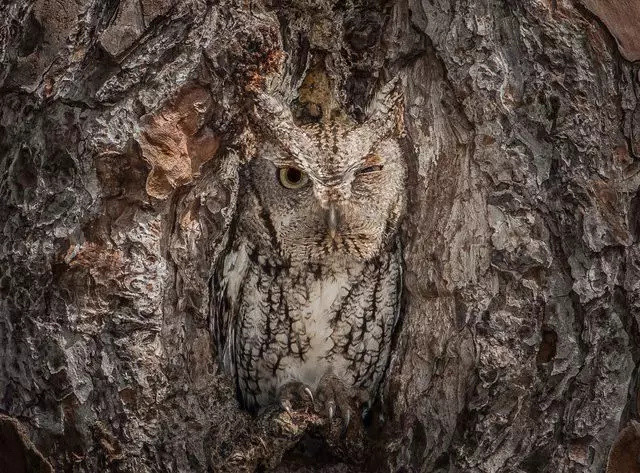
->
xmin=327 ymin=204 xmax=339 ymax=239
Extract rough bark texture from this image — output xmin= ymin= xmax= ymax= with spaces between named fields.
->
xmin=1 ymin=0 xmax=639 ymax=472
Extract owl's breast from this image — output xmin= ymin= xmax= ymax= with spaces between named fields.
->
xmin=220 ymin=240 xmax=401 ymax=409
xmin=283 ymin=272 xmax=352 ymax=389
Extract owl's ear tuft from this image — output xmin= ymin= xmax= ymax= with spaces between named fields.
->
xmin=367 ymin=76 xmax=406 ymax=137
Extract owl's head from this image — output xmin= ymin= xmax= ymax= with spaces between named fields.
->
xmin=242 ymin=82 xmax=407 ymax=266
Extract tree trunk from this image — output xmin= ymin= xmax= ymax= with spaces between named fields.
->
xmin=1 ymin=0 xmax=638 ymax=472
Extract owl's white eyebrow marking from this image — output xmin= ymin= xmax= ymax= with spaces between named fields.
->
xmin=261 ymin=141 xmax=310 ymax=170
xmin=270 ymin=155 xmax=299 ymax=167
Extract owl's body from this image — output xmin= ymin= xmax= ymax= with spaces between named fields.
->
xmin=212 ymin=85 xmax=406 ymax=413
xmin=217 ymin=227 xmax=402 ymax=410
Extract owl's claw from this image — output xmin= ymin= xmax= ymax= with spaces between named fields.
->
xmin=313 ymin=373 xmax=366 ymax=441
xmin=277 ymin=380 xmax=315 ymax=414
xmin=342 ymin=408 xmax=351 ymax=436
xmin=280 ymin=399 xmax=293 ymax=417
xmin=303 ymin=386 xmax=314 ymax=404
xmin=277 ymin=376 xmax=363 ymax=443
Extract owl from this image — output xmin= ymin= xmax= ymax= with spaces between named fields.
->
xmin=211 ymin=80 xmax=406 ymax=426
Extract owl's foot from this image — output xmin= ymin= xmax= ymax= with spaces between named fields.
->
xmin=277 ymin=380 xmax=315 ymax=415
xmin=313 ymin=374 xmax=368 ymax=443
xmin=274 ymin=376 xmax=368 ymax=462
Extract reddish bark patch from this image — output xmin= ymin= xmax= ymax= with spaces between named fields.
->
xmin=581 ymin=0 xmax=640 ymax=61
xmin=606 ymin=421 xmax=640 ymax=473
xmin=137 ymin=85 xmax=221 ymax=199
xmin=67 ymin=243 xmax=124 ymax=276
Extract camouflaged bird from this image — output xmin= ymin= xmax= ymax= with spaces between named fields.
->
xmin=211 ymin=78 xmax=406 ymax=427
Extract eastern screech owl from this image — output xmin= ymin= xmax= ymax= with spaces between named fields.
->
xmin=211 ymin=82 xmax=406 ymax=422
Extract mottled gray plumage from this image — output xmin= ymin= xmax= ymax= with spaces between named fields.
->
xmin=212 ymin=82 xmax=406 ymax=414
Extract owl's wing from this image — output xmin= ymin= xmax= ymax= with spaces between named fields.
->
xmin=211 ymin=266 xmax=232 ymax=373
xmin=210 ymin=245 xmax=250 ymax=381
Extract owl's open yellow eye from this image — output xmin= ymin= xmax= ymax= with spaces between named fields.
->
xmin=278 ymin=167 xmax=309 ymax=189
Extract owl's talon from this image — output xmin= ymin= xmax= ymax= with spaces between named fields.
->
xmin=280 ymin=399 xmax=293 ymax=417
xmin=303 ymin=386 xmax=314 ymax=403
xmin=277 ymin=380 xmax=315 ymax=414
xmin=342 ymin=408 xmax=351 ymax=432
xmin=312 ymin=372 xmax=368 ymax=444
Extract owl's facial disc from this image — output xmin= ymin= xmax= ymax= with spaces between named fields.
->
xmin=246 ymin=135 xmax=406 ymax=265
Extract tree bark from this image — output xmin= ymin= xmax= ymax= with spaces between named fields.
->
xmin=1 ymin=0 xmax=639 ymax=472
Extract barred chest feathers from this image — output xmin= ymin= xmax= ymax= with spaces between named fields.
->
xmin=219 ymin=239 xmax=401 ymax=410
